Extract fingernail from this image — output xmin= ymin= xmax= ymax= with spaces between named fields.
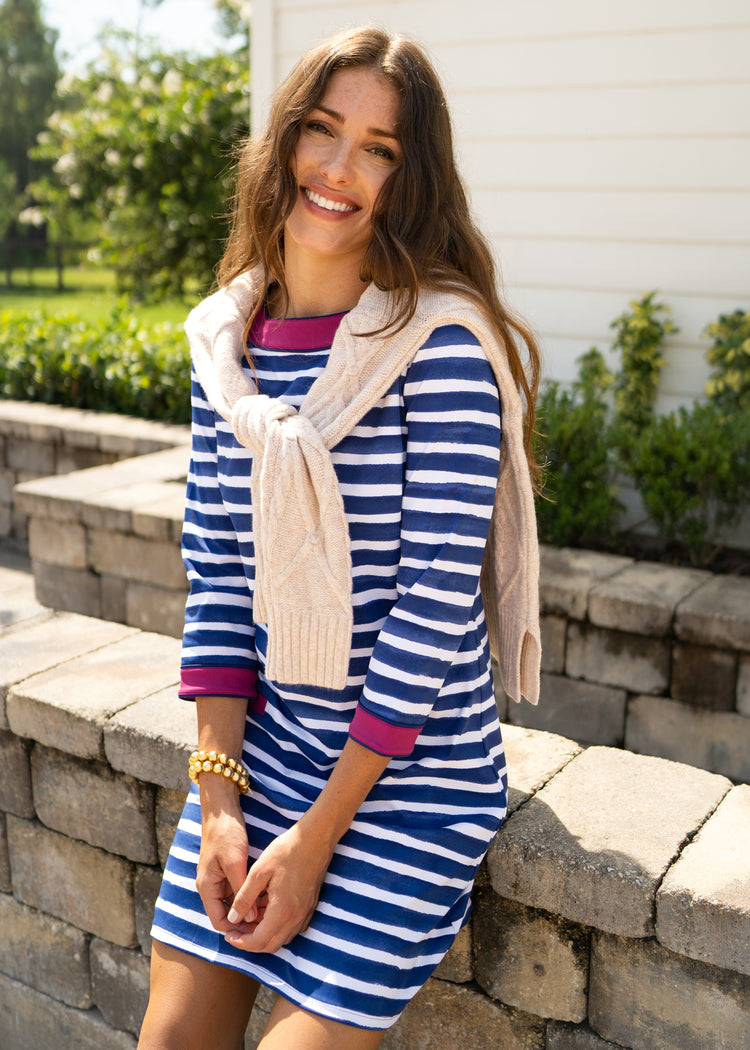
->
xmin=227 ymin=907 xmax=240 ymax=923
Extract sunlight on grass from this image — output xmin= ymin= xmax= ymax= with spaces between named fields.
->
xmin=0 ymin=267 xmax=200 ymax=326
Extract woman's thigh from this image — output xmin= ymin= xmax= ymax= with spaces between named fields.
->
xmin=258 ymin=993 xmax=386 ymax=1050
xmin=138 ymin=940 xmax=259 ymax=1050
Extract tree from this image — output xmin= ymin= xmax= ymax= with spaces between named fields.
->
xmin=0 ymin=0 xmax=59 ymax=267
xmin=0 ymin=0 xmax=59 ymax=192
xmin=32 ymin=35 xmax=249 ymax=300
xmin=0 ymin=159 xmax=21 ymax=239
xmin=214 ymin=0 xmax=251 ymax=50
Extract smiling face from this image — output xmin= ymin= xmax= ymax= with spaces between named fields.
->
xmin=284 ymin=66 xmax=402 ymax=273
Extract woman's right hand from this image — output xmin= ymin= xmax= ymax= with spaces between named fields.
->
xmin=195 ymin=778 xmax=255 ymax=934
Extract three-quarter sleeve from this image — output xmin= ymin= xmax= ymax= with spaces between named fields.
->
xmin=349 ymin=326 xmax=501 ymax=755
xmin=179 ymin=369 xmax=259 ymax=702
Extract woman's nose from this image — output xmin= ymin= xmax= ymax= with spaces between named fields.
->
xmin=321 ymin=140 xmax=354 ymax=183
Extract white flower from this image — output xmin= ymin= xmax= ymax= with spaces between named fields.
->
xmin=132 ymin=154 xmax=145 ymax=170
xmin=104 ymin=149 xmax=121 ymax=167
xmin=57 ymin=72 xmax=76 ymax=95
xmin=53 ymin=153 xmax=76 ymax=176
xmin=18 ymin=207 xmax=45 ymax=227
xmin=95 ymin=81 xmax=113 ymax=104
xmin=162 ymin=70 xmax=183 ymax=96
xmin=69 ymin=183 xmax=83 ymax=200
xmin=217 ymin=0 xmax=251 ymax=20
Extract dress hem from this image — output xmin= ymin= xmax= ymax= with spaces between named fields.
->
xmin=149 ymin=925 xmax=402 ymax=1032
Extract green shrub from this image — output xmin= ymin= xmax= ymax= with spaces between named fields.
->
xmin=610 ymin=291 xmax=678 ymax=454
xmin=704 ymin=308 xmax=750 ymax=412
xmin=535 ymin=294 xmax=749 ymax=566
xmin=627 ymin=401 xmax=750 ymax=566
xmin=535 ymin=348 xmax=623 ymax=549
xmin=0 ymin=305 xmax=190 ymax=423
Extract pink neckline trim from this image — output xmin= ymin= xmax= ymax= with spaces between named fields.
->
xmin=249 ymin=304 xmax=346 ymax=351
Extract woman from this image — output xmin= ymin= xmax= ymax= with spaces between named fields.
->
xmin=139 ymin=25 xmax=541 ymax=1050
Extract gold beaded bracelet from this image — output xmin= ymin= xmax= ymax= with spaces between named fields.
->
xmin=188 ymin=750 xmax=251 ymax=794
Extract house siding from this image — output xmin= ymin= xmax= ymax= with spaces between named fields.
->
xmin=253 ymin=0 xmax=750 ymax=409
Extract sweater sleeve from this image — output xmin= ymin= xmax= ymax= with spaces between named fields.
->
xmin=348 ymin=326 xmax=501 ymax=756
xmin=179 ymin=367 xmax=259 ymax=702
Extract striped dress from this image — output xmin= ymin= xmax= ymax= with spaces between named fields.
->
xmin=151 ymin=307 xmax=508 ymax=1030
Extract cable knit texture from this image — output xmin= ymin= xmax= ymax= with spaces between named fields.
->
xmin=185 ymin=269 xmax=541 ymax=703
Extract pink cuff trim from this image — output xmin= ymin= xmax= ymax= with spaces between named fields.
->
xmin=349 ymin=706 xmax=422 ymax=757
xmin=179 ymin=666 xmax=260 ymax=703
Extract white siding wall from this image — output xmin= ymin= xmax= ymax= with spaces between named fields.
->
xmin=252 ymin=0 xmax=750 ymax=409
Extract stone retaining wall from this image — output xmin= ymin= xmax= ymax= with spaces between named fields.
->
xmin=1 ymin=549 xmax=749 ymax=1050
xmin=6 ymin=400 xmax=750 ymax=785
xmin=0 ymin=398 xmax=189 ymax=550
xmin=504 ymin=546 xmax=750 ymax=785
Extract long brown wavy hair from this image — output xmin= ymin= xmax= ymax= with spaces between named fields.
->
xmin=217 ymin=26 xmax=542 ymax=485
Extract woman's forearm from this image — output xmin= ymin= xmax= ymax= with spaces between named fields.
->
xmin=195 ymin=696 xmax=250 ymax=813
xmin=196 ymin=695 xmax=248 ymax=753
xmin=297 ymin=737 xmax=390 ymax=852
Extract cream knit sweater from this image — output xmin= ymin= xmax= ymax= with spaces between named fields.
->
xmin=185 ymin=269 xmax=541 ymax=705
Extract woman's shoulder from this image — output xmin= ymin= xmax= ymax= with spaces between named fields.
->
xmin=406 ymin=323 xmax=498 ymax=394
xmin=419 ymin=323 xmax=482 ymax=351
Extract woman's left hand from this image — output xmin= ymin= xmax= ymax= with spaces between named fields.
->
xmin=223 ymin=820 xmax=334 ymax=954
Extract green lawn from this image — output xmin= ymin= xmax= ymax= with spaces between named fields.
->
xmin=0 ymin=267 xmax=199 ymax=326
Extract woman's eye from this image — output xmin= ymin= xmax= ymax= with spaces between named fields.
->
xmin=305 ymin=120 xmax=330 ymax=135
xmin=370 ymin=144 xmax=396 ymax=162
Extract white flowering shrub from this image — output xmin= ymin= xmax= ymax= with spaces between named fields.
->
xmin=32 ymin=35 xmax=249 ymax=301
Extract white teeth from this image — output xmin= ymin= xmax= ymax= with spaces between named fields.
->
xmin=305 ymin=189 xmax=357 ymax=212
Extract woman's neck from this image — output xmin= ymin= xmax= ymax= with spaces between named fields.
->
xmin=276 ymin=242 xmax=368 ymax=318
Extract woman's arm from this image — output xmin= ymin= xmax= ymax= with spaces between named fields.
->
xmin=194 ymin=696 xmax=254 ymax=933
xmin=223 ymin=738 xmax=390 ymax=954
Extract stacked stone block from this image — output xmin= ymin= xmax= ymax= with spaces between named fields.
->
xmin=507 ymin=546 xmax=750 ymax=783
xmin=2 ymin=401 xmax=191 ymax=637
xmin=0 ymin=399 xmax=188 ymax=549
xmin=2 ymin=551 xmax=749 ymax=1050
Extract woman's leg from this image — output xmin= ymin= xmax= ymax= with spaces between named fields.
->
xmin=258 ymin=994 xmax=386 ymax=1050
xmin=138 ymin=941 xmax=260 ymax=1050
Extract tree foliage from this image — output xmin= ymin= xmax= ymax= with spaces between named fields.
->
xmin=32 ymin=35 xmax=249 ymax=300
xmin=0 ymin=0 xmax=59 ymax=234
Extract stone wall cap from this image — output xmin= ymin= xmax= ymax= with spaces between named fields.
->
xmin=6 ymin=629 xmax=180 ymax=759
xmin=501 ymin=722 xmax=582 ymax=812
xmin=656 ymin=783 xmax=750 ymax=975
xmin=79 ymin=480 xmax=186 ymax=535
xmin=488 ymin=746 xmax=731 ymax=938
xmin=540 ymin=546 xmax=633 ymax=620
xmin=0 ymin=398 xmax=188 ymax=450
xmin=589 ymin=561 xmax=711 ymax=637
xmin=0 ymin=613 xmax=134 ymax=727
xmin=675 ymin=575 xmax=750 ymax=652
xmin=105 ymin=686 xmax=195 ymax=793
xmin=13 ymin=444 xmax=190 ymax=523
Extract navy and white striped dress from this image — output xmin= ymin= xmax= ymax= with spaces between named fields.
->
xmin=151 ymin=306 xmax=508 ymax=1030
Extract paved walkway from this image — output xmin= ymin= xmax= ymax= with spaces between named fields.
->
xmin=0 ymin=545 xmax=46 ymax=633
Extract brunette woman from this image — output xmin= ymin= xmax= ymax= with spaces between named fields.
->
xmin=138 ymin=25 xmax=541 ymax=1050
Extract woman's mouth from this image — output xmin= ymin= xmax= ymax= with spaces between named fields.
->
xmin=304 ymin=188 xmax=358 ymax=213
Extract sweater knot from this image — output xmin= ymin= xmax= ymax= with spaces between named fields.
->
xmin=232 ymin=393 xmax=297 ymax=453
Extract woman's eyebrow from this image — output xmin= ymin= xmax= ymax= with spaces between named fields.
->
xmin=314 ymin=104 xmax=399 ymax=140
